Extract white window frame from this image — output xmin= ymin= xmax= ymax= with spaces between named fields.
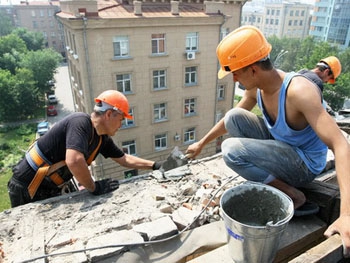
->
xmin=185 ymin=66 xmax=197 ymax=86
xmin=184 ymin=98 xmax=196 ymax=116
xmin=116 ymin=74 xmax=132 ymax=93
xmin=154 ymin=103 xmax=167 ymax=122
xmin=151 ymin=33 xmax=165 ymax=54
xmin=122 ymin=107 xmax=135 ymax=128
xmin=184 ymin=128 xmax=196 ymax=144
xmin=113 ymin=36 xmax=129 ymax=58
xmin=220 ymin=28 xmax=229 ymax=41
xmin=186 ymin=32 xmax=198 ymax=51
xmin=217 ymin=85 xmax=225 ymax=100
xmin=122 ymin=140 xmax=136 ymax=155
xmin=154 ymin=133 xmax=167 ymax=151
xmin=153 ymin=69 xmax=167 ymax=90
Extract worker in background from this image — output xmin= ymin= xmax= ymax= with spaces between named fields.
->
xmin=8 ymin=90 xmax=163 ymax=207
xmin=298 ymin=56 xmax=342 ymax=115
xmin=186 ymin=26 xmax=350 ymax=257
xmin=298 ymin=56 xmax=341 ymax=93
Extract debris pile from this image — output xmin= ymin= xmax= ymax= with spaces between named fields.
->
xmin=0 ymin=154 xmax=244 ymax=262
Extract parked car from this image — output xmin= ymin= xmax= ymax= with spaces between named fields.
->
xmin=48 ymin=94 xmax=58 ymax=104
xmin=37 ymin=121 xmax=50 ymax=136
xmin=47 ymin=105 xmax=57 ymax=116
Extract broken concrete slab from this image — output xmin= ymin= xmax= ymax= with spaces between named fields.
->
xmin=132 ymin=216 xmax=178 ymax=241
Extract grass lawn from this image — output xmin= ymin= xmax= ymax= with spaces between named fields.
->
xmin=0 ymin=124 xmax=36 ymax=212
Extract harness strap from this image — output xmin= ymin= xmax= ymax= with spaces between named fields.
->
xmin=26 ymin=136 xmax=102 ymax=199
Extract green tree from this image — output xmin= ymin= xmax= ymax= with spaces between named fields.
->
xmin=0 ymin=69 xmax=40 ymax=122
xmin=12 ymin=28 xmax=45 ymax=51
xmin=20 ymin=48 xmax=62 ymax=94
xmin=0 ymin=11 xmax=14 ymax=37
xmin=0 ymin=70 xmax=17 ymax=121
xmin=0 ymin=34 xmax=27 ymax=74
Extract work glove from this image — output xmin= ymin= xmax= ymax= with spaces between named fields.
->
xmin=92 ymin=178 xmax=119 ymax=196
xmin=152 ymin=161 xmax=164 ymax=170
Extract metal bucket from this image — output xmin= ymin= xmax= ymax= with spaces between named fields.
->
xmin=220 ymin=181 xmax=294 ymax=263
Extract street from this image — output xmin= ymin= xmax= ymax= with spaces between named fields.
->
xmin=47 ymin=64 xmax=75 ymax=125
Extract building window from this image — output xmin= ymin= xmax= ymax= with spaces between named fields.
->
xmin=184 ymin=98 xmax=196 ymax=116
xmin=153 ymin=69 xmax=167 ymax=90
xmin=217 ymin=85 xmax=225 ymax=100
xmin=33 ymin=21 xmax=38 ymax=28
xmin=154 ymin=103 xmax=167 ymax=122
xmin=215 ymin=112 xmax=223 ymax=123
xmin=113 ymin=36 xmax=129 ymax=58
xmin=185 ymin=66 xmax=197 ymax=86
xmin=42 ymin=31 xmax=47 ymax=39
xmin=155 ymin=133 xmax=167 ymax=150
xmin=31 ymin=10 xmax=36 ymax=17
xmin=51 ymin=32 xmax=56 ymax=38
xmin=122 ymin=108 xmax=135 ymax=128
xmin=116 ymin=74 xmax=132 ymax=93
xmin=290 ymin=10 xmax=294 ymax=16
xmin=48 ymin=10 xmax=53 ymax=17
xmin=122 ymin=140 xmax=136 ymax=155
xmin=184 ymin=128 xmax=195 ymax=143
xmin=40 ymin=10 xmax=45 ymax=17
xmin=186 ymin=32 xmax=198 ymax=51
xmin=220 ymin=28 xmax=229 ymax=41
xmin=276 ymin=10 xmax=280 ymax=16
xmin=152 ymin=33 xmax=165 ymax=54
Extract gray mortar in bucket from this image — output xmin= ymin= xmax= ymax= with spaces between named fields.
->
xmin=220 ymin=182 xmax=294 ymax=263
xmin=222 ymin=186 xmax=287 ymax=226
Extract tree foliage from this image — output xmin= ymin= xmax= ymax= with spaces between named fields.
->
xmin=0 ymin=27 xmax=62 ymax=122
xmin=0 ymin=11 xmax=14 ymax=37
xmin=12 ymin=28 xmax=45 ymax=51
xmin=267 ymin=36 xmax=349 ymax=111
xmin=20 ymin=49 xmax=62 ymax=94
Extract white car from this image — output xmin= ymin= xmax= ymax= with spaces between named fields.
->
xmin=48 ymin=94 xmax=58 ymax=104
xmin=37 ymin=121 xmax=50 ymax=136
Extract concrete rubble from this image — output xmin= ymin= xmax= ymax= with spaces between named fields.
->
xmin=0 ymin=154 xmax=245 ymax=263
xmin=1 ymin=123 xmax=349 ymax=263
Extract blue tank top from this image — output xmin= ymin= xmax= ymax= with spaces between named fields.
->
xmin=257 ymin=72 xmax=327 ymax=174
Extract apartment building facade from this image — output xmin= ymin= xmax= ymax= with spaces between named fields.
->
xmin=310 ymin=0 xmax=350 ymax=49
xmin=14 ymin=1 xmax=66 ymax=57
xmin=7 ymin=1 xmax=66 ymax=57
xmin=56 ymin=0 xmax=247 ymax=180
xmin=242 ymin=0 xmax=312 ymax=39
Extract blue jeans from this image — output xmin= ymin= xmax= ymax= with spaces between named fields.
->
xmin=221 ymin=108 xmax=316 ymax=187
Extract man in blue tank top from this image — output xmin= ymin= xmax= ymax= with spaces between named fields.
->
xmin=186 ymin=26 xmax=350 ymax=257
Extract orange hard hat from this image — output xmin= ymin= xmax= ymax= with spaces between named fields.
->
xmin=94 ymin=90 xmax=132 ymax=119
xmin=217 ymin=25 xmax=272 ymax=79
xmin=319 ymin=56 xmax=341 ymax=84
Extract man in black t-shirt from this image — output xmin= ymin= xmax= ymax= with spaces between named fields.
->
xmin=298 ymin=56 xmax=341 ymax=93
xmin=8 ymin=90 xmax=162 ymax=207
xmin=298 ymin=56 xmax=341 ymax=115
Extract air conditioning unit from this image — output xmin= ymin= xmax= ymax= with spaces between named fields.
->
xmin=187 ymin=51 xmax=195 ymax=60
xmin=174 ymin=134 xmax=181 ymax=141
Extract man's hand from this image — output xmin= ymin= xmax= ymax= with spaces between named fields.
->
xmin=324 ymin=214 xmax=350 ymax=257
xmin=92 ymin=179 xmax=119 ymax=196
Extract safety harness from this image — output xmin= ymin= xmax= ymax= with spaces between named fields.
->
xmin=25 ymin=137 xmax=102 ymax=199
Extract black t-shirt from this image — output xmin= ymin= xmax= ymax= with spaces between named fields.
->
xmin=14 ymin=112 xmax=124 ymax=185
xmin=298 ymin=69 xmax=324 ymax=92
xmin=37 ymin=112 xmax=124 ymax=163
